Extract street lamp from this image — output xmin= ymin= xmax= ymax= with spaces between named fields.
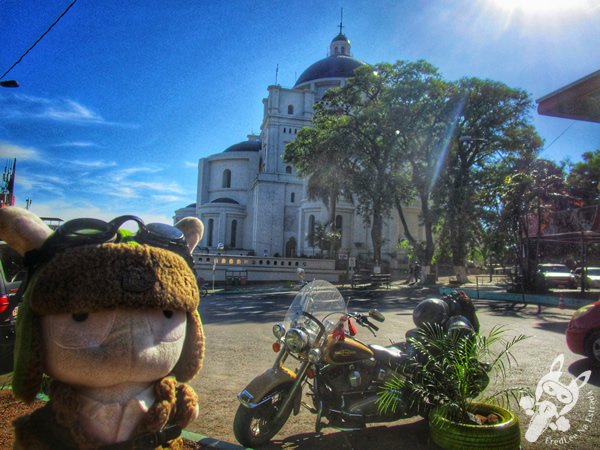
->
xmin=0 ymin=80 xmax=19 ymax=88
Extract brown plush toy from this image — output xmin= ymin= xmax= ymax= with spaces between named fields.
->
xmin=0 ymin=207 xmax=205 ymax=450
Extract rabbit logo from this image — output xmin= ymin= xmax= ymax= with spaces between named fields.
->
xmin=520 ymin=354 xmax=591 ymax=443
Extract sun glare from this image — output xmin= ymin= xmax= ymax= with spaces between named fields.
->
xmin=490 ymin=0 xmax=596 ymax=13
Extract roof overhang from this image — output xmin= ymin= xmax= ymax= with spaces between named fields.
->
xmin=536 ymin=70 xmax=600 ymax=123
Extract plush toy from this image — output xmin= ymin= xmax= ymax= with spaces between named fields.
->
xmin=0 ymin=207 xmax=205 ymax=449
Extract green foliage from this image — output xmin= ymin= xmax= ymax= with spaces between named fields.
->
xmin=377 ymin=324 xmax=529 ymax=424
xmin=567 ymin=149 xmax=600 ymax=205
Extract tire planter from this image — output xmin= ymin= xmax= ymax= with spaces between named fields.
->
xmin=429 ymin=402 xmax=520 ymax=450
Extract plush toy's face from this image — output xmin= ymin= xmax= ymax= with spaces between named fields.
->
xmin=42 ymin=308 xmax=187 ymax=388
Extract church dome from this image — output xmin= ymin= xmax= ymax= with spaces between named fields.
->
xmin=294 ymin=55 xmax=364 ymax=87
xmin=294 ymin=31 xmax=365 ymax=88
xmin=331 ymin=33 xmax=350 ymax=45
xmin=223 ymin=139 xmax=261 ymax=153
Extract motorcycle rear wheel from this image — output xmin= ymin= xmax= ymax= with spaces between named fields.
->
xmin=233 ymin=384 xmax=294 ymax=447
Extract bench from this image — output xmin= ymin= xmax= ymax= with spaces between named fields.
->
xmin=351 ymin=272 xmax=369 ymax=289
xmin=370 ymin=273 xmax=391 ymax=288
xmin=225 ymin=270 xmax=248 ymax=285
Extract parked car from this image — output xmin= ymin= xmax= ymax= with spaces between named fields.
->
xmin=0 ymin=241 xmax=24 ymax=375
xmin=572 ymin=267 xmax=600 ymax=289
xmin=536 ymin=263 xmax=577 ymax=289
xmin=566 ymin=302 xmax=600 ymax=363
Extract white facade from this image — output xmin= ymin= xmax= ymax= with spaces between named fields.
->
xmin=179 ymin=32 xmax=424 ymax=268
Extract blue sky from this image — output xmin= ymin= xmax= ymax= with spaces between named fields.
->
xmin=1 ymin=0 xmax=599 ymax=225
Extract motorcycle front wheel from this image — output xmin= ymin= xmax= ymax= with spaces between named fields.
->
xmin=233 ymin=384 xmax=294 ymax=447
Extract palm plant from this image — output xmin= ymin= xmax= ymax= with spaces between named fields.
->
xmin=377 ymin=324 xmax=530 ymax=425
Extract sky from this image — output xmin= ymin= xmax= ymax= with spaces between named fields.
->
xmin=1 ymin=0 xmax=599 ymax=225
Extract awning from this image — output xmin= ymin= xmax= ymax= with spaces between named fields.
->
xmin=536 ymin=70 xmax=600 ymax=123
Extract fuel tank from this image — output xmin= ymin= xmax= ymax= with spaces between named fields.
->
xmin=322 ymin=334 xmax=375 ymax=365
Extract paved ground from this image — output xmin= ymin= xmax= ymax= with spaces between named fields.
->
xmin=185 ymin=282 xmax=600 ymax=449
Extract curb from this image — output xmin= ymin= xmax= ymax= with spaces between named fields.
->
xmin=181 ymin=430 xmax=250 ymax=449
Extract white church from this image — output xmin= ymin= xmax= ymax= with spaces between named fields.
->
xmin=176 ymin=30 xmax=424 ymax=271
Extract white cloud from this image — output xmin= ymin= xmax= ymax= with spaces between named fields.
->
xmin=184 ymin=161 xmax=198 ymax=168
xmin=51 ymin=141 xmax=98 ymax=148
xmin=0 ymin=142 xmax=41 ymax=160
xmin=0 ymin=93 xmax=136 ymax=127
xmin=152 ymin=194 xmax=188 ymax=203
xmin=26 ymin=199 xmax=174 ymax=226
xmin=62 ymin=159 xmax=118 ymax=169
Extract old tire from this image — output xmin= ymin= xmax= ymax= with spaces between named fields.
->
xmin=585 ymin=330 xmax=600 ymax=363
xmin=429 ymin=403 xmax=520 ymax=450
xmin=233 ymin=384 xmax=294 ymax=447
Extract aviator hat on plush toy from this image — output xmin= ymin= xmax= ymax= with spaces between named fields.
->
xmin=3 ymin=210 xmax=205 ymax=404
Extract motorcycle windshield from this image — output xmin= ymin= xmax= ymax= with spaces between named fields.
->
xmin=283 ymin=280 xmax=346 ymax=345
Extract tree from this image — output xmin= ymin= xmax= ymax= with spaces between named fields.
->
xmin=436 ymin=78 xmax=543 ymax=282
xmin=285 ymin=64 xmax=402 ymax=264
xmin=567 ymin=149 xmax=600 ymax=205
xmin=500 ymin=157 xmax=566 ymax=290
xmin=285 ymin=112 xmax=352 ymax=235
xmin=388 ymin=60 xmax=460 ymax=276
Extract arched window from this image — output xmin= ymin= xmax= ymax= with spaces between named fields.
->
xmin=285 ymin=165 xmax=292 ymax=174
xmin=222 ymin=169 xmax=231 ymax=188
xmin=290 ymin=192 xmax=295 ymax=203
xmin=308 ymin=215 xmax=315 ymax=247
xmin=288 ymin=104 xmax=294 ymax=114
xmin=335 ymin=215 xmax=343 ymax=236
xmin=207 ymin=218 xmax=214 ymax=247
xmin=230 ymin=220 xmax=237 ymax=248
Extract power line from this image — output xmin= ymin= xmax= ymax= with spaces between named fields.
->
xmin=0 ymin=0 xmax=79 ymax=80
xmin=544 ymin=120 xmax=576 ymax=152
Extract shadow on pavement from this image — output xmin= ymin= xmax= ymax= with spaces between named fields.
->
xmin=569 ymin=358 xmax=600 ymax=387
xmin=262 ymin=419 xmax=431 ymax=450
xmin=199 ymin=284 xmax=437 ymax=326
xmin=533 ymin=320 xmax=569 ymax=334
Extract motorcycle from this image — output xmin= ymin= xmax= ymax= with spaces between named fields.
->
xmin=233 ymin=280 xmax=482 ymax=447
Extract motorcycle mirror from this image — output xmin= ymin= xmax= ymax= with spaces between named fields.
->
xmin=369 ymin=309 xmax=385 ymax=322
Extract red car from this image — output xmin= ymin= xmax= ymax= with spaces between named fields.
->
xmin=566 ymin=301 xmax=600 ymax=363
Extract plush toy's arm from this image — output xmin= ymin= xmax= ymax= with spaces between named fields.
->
xmin=0 ymin=207 xmax=52 ymax=256
xmin=174 ymin=217 xmax=204 ymax=254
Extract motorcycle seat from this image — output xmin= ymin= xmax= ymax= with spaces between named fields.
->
xmin=369 ymin=344 xmax=409 ymax=369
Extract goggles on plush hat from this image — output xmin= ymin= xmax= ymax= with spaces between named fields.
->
xmin=24 ymin=215 xmax=193 ymax=271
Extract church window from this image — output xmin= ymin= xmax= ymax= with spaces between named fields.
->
xmin=230 ymin=220 xmax=237 ymax=248
xmin=308 ymin=215 xmax=315 ymax=247
xmin=207 ymin=219 xmax=214 ymax=247
xmin=285 ymin=165 xmax=292 ymax=174
xmin=291 ymin=192 xmax=295 ymax=203
xmin=336 ymin=215 xmax=343 ymax=237
xmin=288 ymin=104 xmax=294 ymax=114
xmin=222 ymin=169 xmax=231 ymax=188
xmin=334 ymin=46 xmax=339 ymax=54
xmin=283 ymin=127 xmax=286 ymax=133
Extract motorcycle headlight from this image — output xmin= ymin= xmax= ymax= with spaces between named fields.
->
xmin=285 ymin=328 xmax=309 ymax=353
xmin=272 ymin=323 xmax=286 ymax=339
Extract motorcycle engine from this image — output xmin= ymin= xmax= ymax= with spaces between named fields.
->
xmin=317 ymin=361 xmax=395 ymax=418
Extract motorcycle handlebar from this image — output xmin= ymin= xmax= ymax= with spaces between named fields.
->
xmin=364 ymin=317 xmax=379 ymax=331
xmin=349 ymin=313 xmax=379 ymax=332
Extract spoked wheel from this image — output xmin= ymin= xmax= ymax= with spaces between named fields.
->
xmin=233 ymin=385 xmax=294 ymax=447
